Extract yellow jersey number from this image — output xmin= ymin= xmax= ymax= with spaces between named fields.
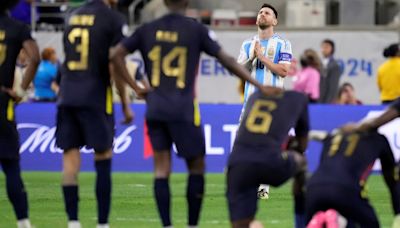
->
xmin=245 ymin=100 xmax=277 ymax=134
xmin=328 ymin=133 xmax=360 ymax=157
xmin=148 ymin=45 xmax=187 ymax=89
xmin=0 ymin=43 xmax=6 ymax=66
xmin=67 ymin=28 xmax=89 ymax=71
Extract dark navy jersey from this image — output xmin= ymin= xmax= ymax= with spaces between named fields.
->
xmin=121 ymin=13 xmax=221 ymax=122
xmin=390 ymin=97 xmax=400 ymax=113
xmin=0 ymin=13 xmax=32 ymax=89
xmin=59 ymin=0 xmax=126 ymax=112
xmin=229 ymin=91 xmax=309 ymax=165
xmin=309 ymin=132 xmax=396 ymax=192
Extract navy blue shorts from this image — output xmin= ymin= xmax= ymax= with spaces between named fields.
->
xmin=226 ymin=152 xmax=298 ymax=221
xmin=305 ymin=185 xmax=379 ymax=227
xmin=146 ymin=120 xmax=205 ymax=159
xmin=56 ymin=107 xmax=114 ymax=152
xmin=0 ymin=118 xmax=20 ymax=159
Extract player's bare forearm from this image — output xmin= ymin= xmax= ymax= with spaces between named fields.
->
xmin=110 ymin=45 xmax=142 ymax=93
xmin=258 ymin=56 xmax=289 ymax=77
xmin=21 ymin=40 xmax=40 ymax=90
xmin=217 ymin=50 xmax=263 ymax=90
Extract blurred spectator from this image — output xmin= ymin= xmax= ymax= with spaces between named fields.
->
xmin=292 ymin=49 xmax=321 ymax=103
xmin=377 ymin=43 xmax=400 ymax=104
xmin=319 ymin=39 xmax=341 ymax=103
xmin=335 ymin=82 xmax=362 ymax=105
xmin=10 ymin=0 xmax=37 ymax=24
xmin=32 ymin=47 xmax=59 ymax=102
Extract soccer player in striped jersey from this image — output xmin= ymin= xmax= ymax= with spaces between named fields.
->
xmin=237 ymin=3 xmax=293 ymax=203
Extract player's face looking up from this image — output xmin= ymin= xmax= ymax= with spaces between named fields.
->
xmin=256 ymin=7 xmax=277 ymax=29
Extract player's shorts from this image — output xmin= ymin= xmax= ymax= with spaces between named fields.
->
xmin=146 ymin=119 xmax=205 ymax=159
xmin=226 ymin=152 xmax=298 ymax=221
xmin=305 ymin=184 xmax=379 ymax=228
xmin=0 ymin=118 xmax=20 ymax=159
xmin=56 ymin=106 xmax=114 ymax=152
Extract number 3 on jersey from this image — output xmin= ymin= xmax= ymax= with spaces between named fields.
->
xmin=67 ymin=28 xmax=89 ymax=71
xmin=148 ymin=45 xmax=187 ymax=89
xmin=246 ymin=100 xmax=277 ymax=133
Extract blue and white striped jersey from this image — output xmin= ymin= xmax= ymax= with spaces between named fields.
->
xmin=237 ymin=33 xmax=292 ymax=103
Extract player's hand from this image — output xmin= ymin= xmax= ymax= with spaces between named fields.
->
xmin=1 ymin=86 xmax=23 ymax=103
xmin=121 ymin=105 xmax=134 ymax=124
xmin=254 ymin=41 xmax=263 ymax=59
xmin=136 ymin=87 xmax=152 ymax=100
xmin=340 ymin=122 xmax=359 ymax=133
xmin=259 ymin=85 xmax=283 ymax=97
xmin=392 ymin=214 xmax=400 ymax=228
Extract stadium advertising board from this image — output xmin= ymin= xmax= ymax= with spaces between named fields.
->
xmin=16 ymin=104 xmax=398 ymax=172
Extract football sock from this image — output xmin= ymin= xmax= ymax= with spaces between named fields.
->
xmin=187 ymin=174 xmax=204 ymax=226
xmin=294 ymin=194 xmax=305 ymax=228
xmin=95 ymin=159 xmax=112 ymax=224
xmin=2 ymin=160 xmax=29 ymax=220
xmin=62 ymin=185 xmax=79 ymax=221
xmin=154 ymin=178 xmax=171 ymax=226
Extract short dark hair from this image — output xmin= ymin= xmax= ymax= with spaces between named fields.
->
xmin=260 ymin=3 xmax=278 ymax=19
xmin=0 ymin=0 xmax=19 ymax=12
xmin=383 ymin=43 xmax=400 ymax=58
xmin=322 ymin=39 xmax=335 ymax=55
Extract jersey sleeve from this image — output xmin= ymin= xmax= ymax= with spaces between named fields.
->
xmin=237 ymin=41 xmax=249 ymax=64
xmin=111 ymin=12 xmax=128 ymax=46
xmin=19 ymin=24 xmax=33 ymax=43
xmin=278 ymin=39 xmax=292 ymax=64
xmin=199 ymin=25 xmax=221 ymax=57
xmin=378 ymin=135 xmax=400 ymax=214
xmin=294 ymin=96 xmax=310 ymax=137
xmin=121 ymin=26 xmax=142 ymax=53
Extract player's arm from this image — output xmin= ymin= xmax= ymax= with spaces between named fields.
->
xmin=294 ymin=97 xmax=310 ymax=153
xmin=254 ymin=41 xmax=290 ymax=77
xmin=216 ymin=49 xmax=282 ymax=96
xmin=110 ymin=63 xmax=134 ymax=124
xmin=237 ymin=40 xmax=255 ymax=71
xmin=110 ymin=45 xmax=149 ymax=97
xmin=379 ymin=140 xmax=400 ymax=216
xmin=4 ymin=39 xmax=41 ymax=101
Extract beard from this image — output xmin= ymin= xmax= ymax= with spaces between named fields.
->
xmin=258 ymin=24 xmax=268 ymax=30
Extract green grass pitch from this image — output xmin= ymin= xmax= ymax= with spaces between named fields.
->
xmin=0 ymin=173 xmax=394 ymax=228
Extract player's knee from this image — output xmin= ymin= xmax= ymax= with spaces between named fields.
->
xmin=94 ymin=149 xmax=112 ymax=161
xmin=186 ymin=156 xmax=205 ymax=175
xmin=62 ymin=171 xmax=78 ymax=185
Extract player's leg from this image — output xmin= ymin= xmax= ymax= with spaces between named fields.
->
xmin=185 ymin=156 xmax=205 ymax=227
xmin=227 ymin=164 xmax=260 ymax=228
xmin=147 ymin=120 xmax=173 ymax=227
xmin=291 ymin=151 xmax=307 ymax=228
xmin=62 ymin=148 xmax=81 ymax=228
xmin=169 ymin=121 xmax=206 ymax=227
xmin=79 ymin=108 xmax=115 ymax=228
xmin=1 ymin=159 xmax=31 ymax=228
xmin=94 ymin=149 xmax=113 ymax=228
xmin=56 ymin=107 xmax=83 ymax=228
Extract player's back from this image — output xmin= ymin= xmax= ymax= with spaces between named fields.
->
xmin=309 ymin=131 xmax=393 ymax=191
xmin=229 ymin=90 xmax=309 ymax=165
xmin=129 ymin=13 xmax=220 ymax=122
xmin=0 ymin=14 xmax=30 ymax=88
xmin=59 ymin=0 xmax=124 ymax=110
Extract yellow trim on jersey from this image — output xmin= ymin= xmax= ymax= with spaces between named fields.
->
xmin=106 ymin=86 xmax=113 ymax=115
xmin=193 ymin=99 xmax=201 ymax=127
xmin=7 ymin=99 xmax=14 ymax=121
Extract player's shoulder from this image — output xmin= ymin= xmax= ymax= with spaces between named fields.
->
xmin=241 ymin=35 xmax=258 ymax=45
